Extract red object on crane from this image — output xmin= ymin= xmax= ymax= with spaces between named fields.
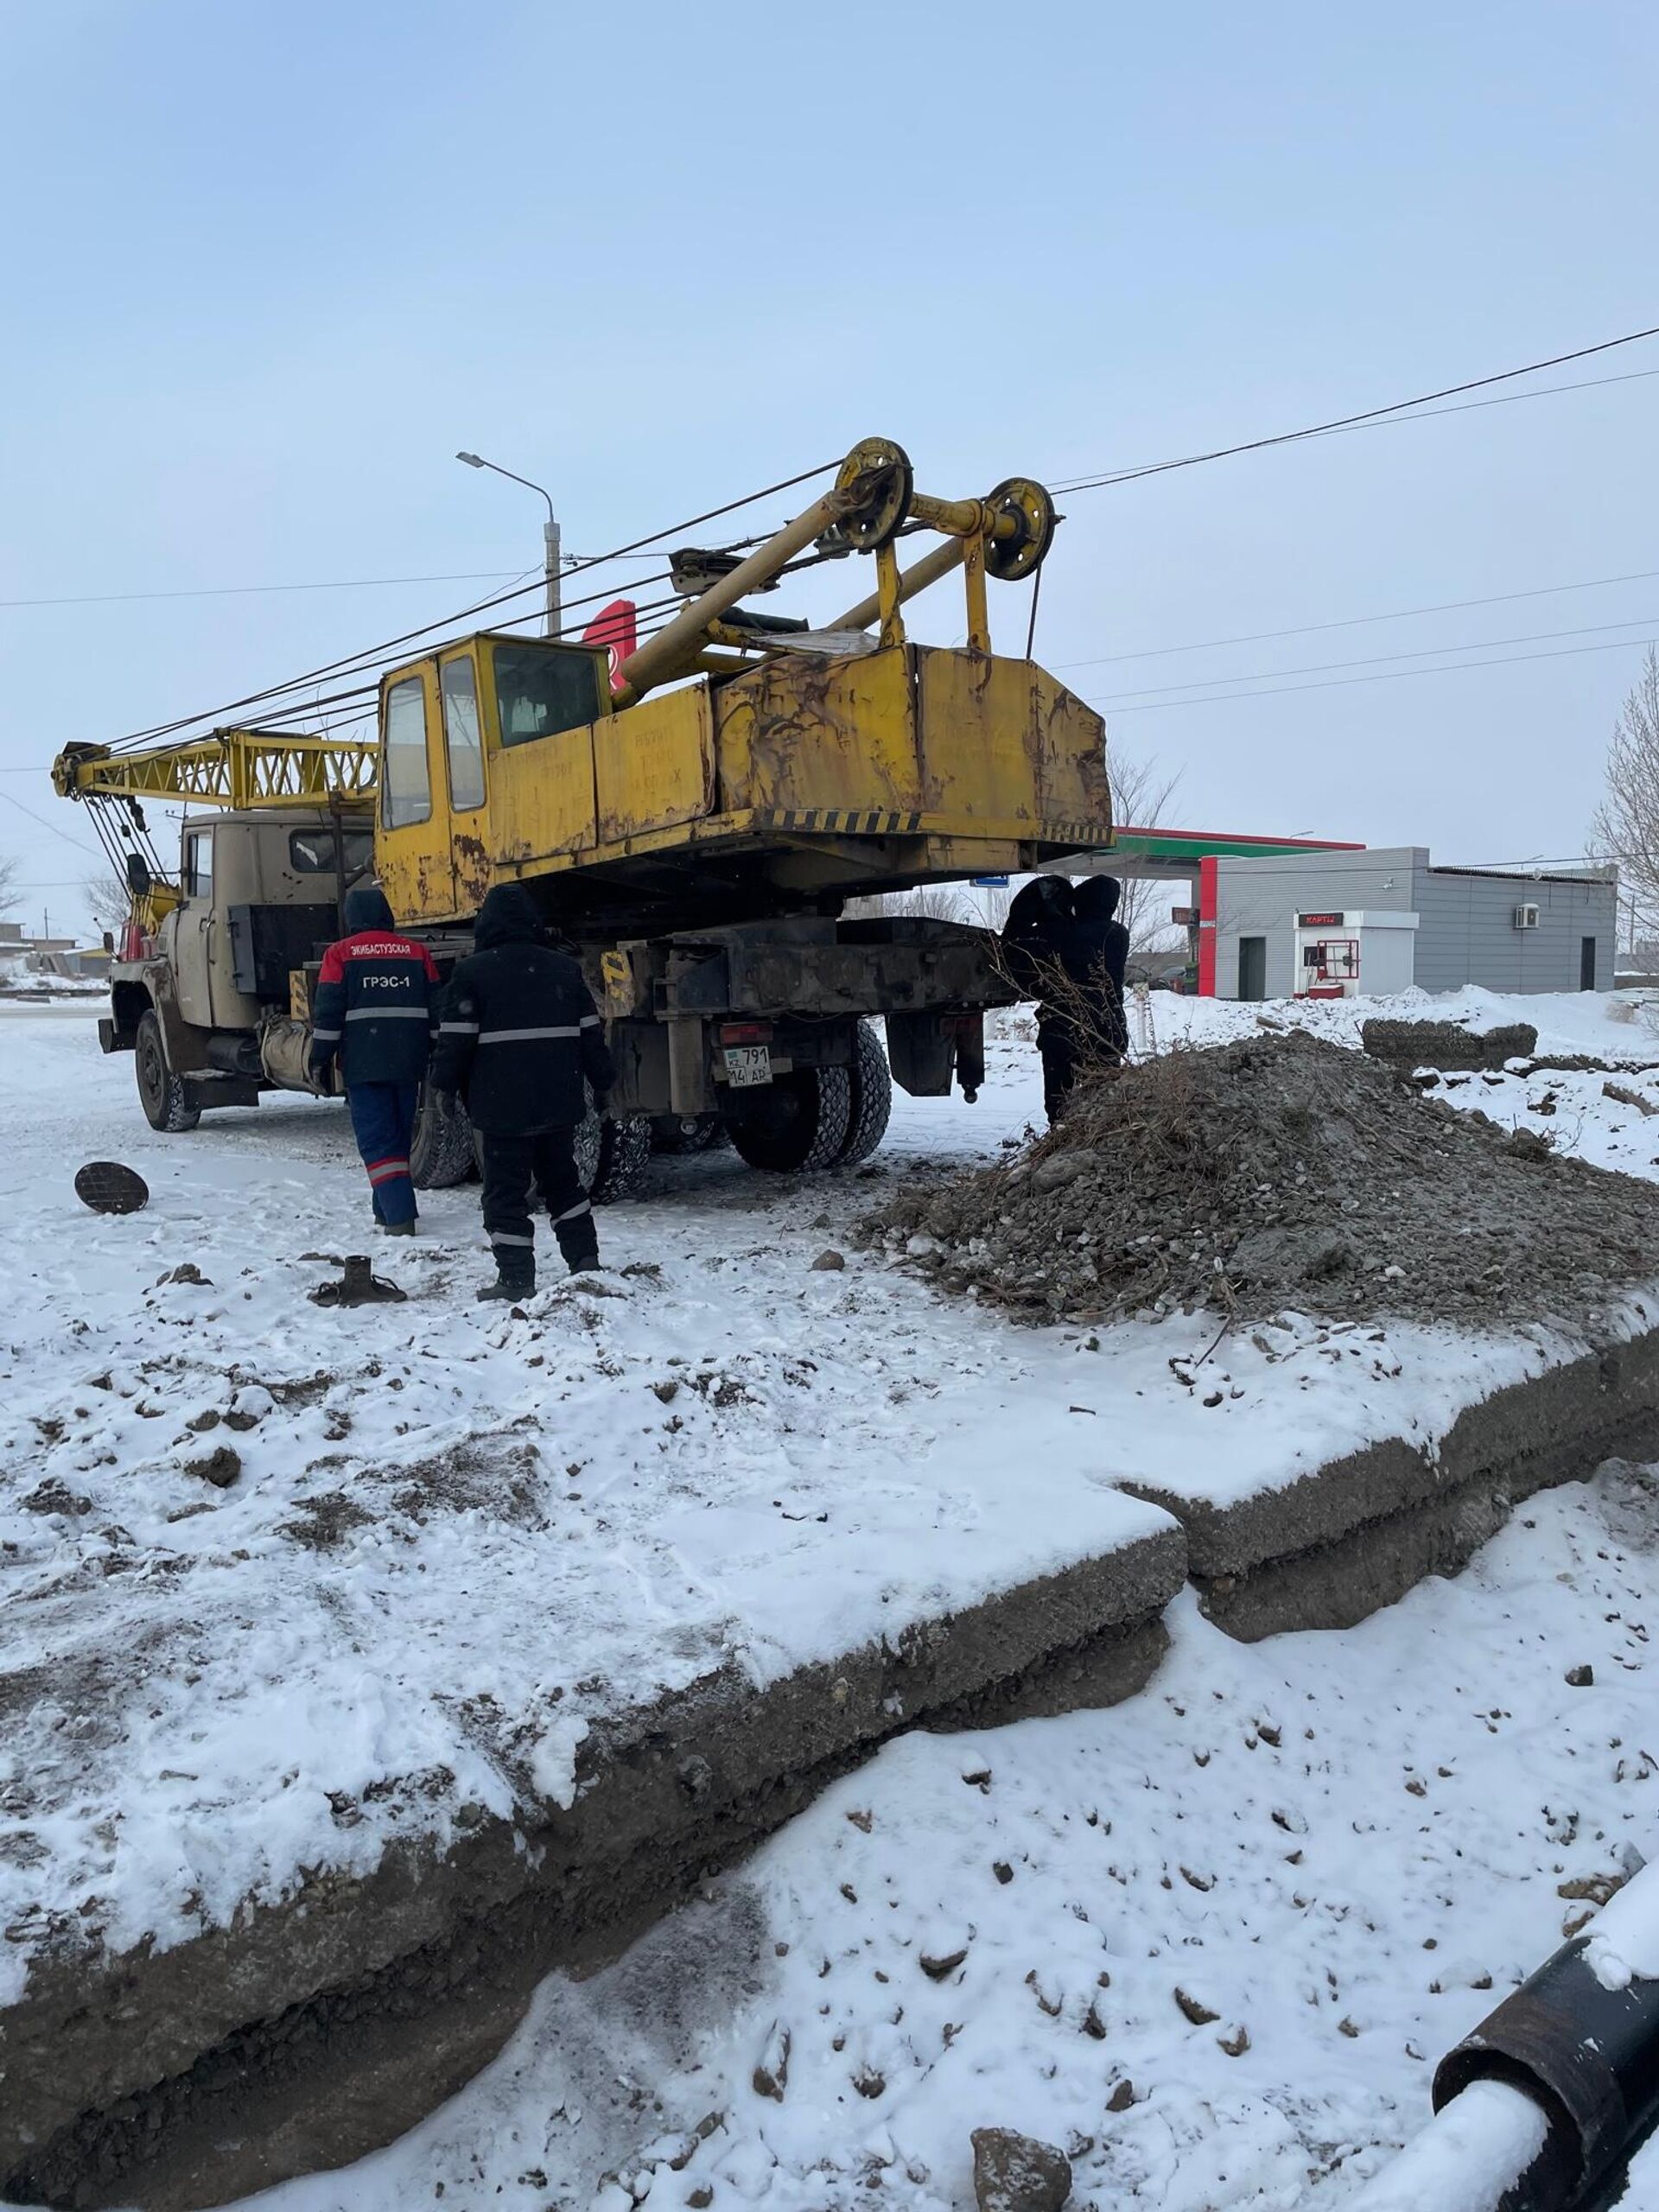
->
xmin=583 ymin=599 xmax=638 ymax=692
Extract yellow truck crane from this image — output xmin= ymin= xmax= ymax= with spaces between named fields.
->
xmin=54 ymin=439 xmax=1112 ymax=1193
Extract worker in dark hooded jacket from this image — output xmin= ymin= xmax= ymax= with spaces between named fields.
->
xmin=1060 ymin=874 xmax=1131 ymax=1064
xmin=1001 ymin=875 xmax=1077 ymax=1124
xmin=429 ymin=884 xmax=617 ymax=1299
xmin=308 ymin=883 xmax=441 ymax=1234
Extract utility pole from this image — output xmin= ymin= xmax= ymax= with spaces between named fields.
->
xmin=542 ymin=512 xmax=562 ymax=634
xmin=455 ymin=451 xmax=561 ymax=635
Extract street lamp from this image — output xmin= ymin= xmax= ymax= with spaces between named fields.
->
xmin=455 ymin=451 xmax=562 ymax=634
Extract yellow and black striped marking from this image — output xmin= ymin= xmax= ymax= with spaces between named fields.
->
xmin=767 ymin=808 xmax=925 ymax=836
xmin=762 ymin=809 xmax=1109 ymax=843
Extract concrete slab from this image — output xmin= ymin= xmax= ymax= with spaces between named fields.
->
xmin=1122 ymin=1319 xmax=1659 ymax=1643
xmin=0 ymin=1515 xmax=1183 ymax=2211
xmin=1360 ymin=1018 xmax=1537 ymax=1070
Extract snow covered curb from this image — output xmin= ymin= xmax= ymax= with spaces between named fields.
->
xmin=4 ymin=1529 xmax=1183 ymax=2205
xmin=1071 ymin=1294 xmax=1659 ymax=1640
xmin=1 ymin=1449 xmax=1183 ymax=2204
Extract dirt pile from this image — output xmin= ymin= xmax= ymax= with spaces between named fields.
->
xmin=868 ymin=1032 xmax=1659 ymax=1329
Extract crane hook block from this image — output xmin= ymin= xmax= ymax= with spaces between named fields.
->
xmin=984 ymin=477 xmax=1058 ymax=582
xmin=836 ymin=436 xmax=913 ymax=552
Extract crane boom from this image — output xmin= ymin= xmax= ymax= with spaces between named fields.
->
xmin=53 ymin=729 xmax=378 ymax=812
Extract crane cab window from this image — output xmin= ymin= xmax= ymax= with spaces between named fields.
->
xmin=185 ymin=829 xmax=213 ymax=899
xmin=494 ymin=644 xmax=602 ymax=749
xmin=383 ymin=677 xmax=432 ymax=828
xmin=440 ymin=657 xmax=486 ymax=810
xmin=289 ymin=828 xmax=375 ymax=878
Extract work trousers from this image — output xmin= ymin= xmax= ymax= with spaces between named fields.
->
xmin=346 ymin=1080 xmax=419 ymax=1227
xmin=1039 ymin=1033 xmax=1077 ymax=1126
xmin=479 ymin=1125 xmax=597 ymax=1286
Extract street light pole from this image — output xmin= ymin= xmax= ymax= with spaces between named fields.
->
xmin=455 ymin=451 xmax=561 ymax=635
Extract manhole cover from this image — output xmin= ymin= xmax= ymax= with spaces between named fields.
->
xmin=74 ymin=1161 xmax=150 ymax=1215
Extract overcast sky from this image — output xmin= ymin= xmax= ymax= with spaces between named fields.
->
xmin=1 ymin=0 xmax=1655 ymax=928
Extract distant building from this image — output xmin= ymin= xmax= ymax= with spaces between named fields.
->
xmin=0 ymin=920 xmax=105 ymax=982
xmin=1209 ymin=847 xmax=1617 ymax=1001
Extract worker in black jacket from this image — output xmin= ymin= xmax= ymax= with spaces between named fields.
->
xmin=1060 ymin=874 xmax=1131 ymax=1063
xmin=308 ymin=883 xmax=441 ymax=1235
xmin=429 ymin=884 xmax=617 ymax=1299
xmin=1001 ymin=876 xmax=1077 ymax=1123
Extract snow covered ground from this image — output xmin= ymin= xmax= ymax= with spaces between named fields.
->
xmin=3 ymin=988 xmax=1658 ymax=2210
xmin=233 ymin=1468 xmax=1659 ymax=2212
xmin=1 ymin=1007 xmax=1176 ymax=2007
xmin=1133 ymin=977 xmax=1659 ymax=1063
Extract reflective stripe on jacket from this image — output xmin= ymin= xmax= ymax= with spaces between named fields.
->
xmin=311 ymin=931 xmax=442 ymax=1086
xmin=430 ymin=944 xmax=615 ymax=1133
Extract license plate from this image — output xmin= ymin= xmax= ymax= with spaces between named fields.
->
xmin=723 ymin=1044 xmax=772 ymax=1088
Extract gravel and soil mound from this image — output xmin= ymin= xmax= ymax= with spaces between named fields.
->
xmin=868 ymin=1031 xmax=1659 ymax=1328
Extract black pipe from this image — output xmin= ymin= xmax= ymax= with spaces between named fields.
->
xmin=1433 ymin=1929 xmax=1659 ymax=2209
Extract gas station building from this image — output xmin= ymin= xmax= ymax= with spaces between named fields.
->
xmin=1065 ymin=833 xmax=1618 ymax=1001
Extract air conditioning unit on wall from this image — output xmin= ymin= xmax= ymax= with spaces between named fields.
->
xmin=1514 ymin=903 xmax=1540 ymax=931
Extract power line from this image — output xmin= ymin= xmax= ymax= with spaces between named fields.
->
xmin=0 ymin=785 xmax=105 ymax=856
xmin=1050 ymin=366 xmax=1659 ymax=493
xmin=0 ymin=568 xmax=530 ymax=613
xmin=107 ymin=461 xmax=837 ymax=753
xmin=1097 ymin=611 xmax=1659 ymax=702
xmin=1093 ymin=629 xmax=1656 ymax=714
xmin=1052 ymin=322 xmax=1659 ymax=495
xmin=1052 ymin=566 xmax=1659 ymax=671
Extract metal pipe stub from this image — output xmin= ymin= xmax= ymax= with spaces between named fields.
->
xmin=1432 ymin=1932 xmax=1659 ymax=2207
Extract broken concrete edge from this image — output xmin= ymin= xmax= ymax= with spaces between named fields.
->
xmin=0 ymin=1521 xmax=1186 ymax=2206
xmin=1360 ymin=1019 xmax=1538 ymax=1071
xmin=1122 ymin=1312 xmax=1659 ymax=1590
xmin=1514 ymin=1054 xmax=1659 ymax=1077
xmin=1197 ymin=1465 xmax=1517 ymax=1643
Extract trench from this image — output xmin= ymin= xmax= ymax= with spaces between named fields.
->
xmin=2 ymin=1549 xmax=1179 ymax=2211
xmin=10 ymin=1323 xmax=1659 ymax=2212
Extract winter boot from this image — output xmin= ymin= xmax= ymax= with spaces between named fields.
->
xmin=384 ymin=1220 xmax=416 ymax=1238
xmin=477 ymin=1246 xmax=535 ymax=1302
xmin=554 ymin=1214 xmax=600 ymax=1276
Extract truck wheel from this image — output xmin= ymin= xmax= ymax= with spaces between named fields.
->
xmin=569 ymin=1084 xmax=652 ymax=1204
xmin=410 ymin=1084 xmax=475 ymax=1189
xmin=591 ymin=1114 xmax=652 ymax=1203
xmin=835 ymin=1022 xmax=893 ymax=1166
xmin=467 ymin=1094 xmax=651 ymax=1204
xmin=135 ymin=1010 xmax=200 ymax=1133
xmin=724 ymin=1065 xmax=852 ymax=1173
xmin=652 ymin=1112 xmax=721 ymax=1154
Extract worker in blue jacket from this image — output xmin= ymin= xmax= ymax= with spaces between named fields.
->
xmin=308 ymin=884 xmax=441 ymax=1235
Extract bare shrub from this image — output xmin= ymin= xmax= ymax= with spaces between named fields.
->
xmin=1592 ymin=647 xmax=1659 ymax=936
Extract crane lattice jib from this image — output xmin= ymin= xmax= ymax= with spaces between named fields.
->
xmin=52 ymin=728 xmax=378 ymax=812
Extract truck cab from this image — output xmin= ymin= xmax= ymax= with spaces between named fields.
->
xmin=109 ymin=808 xmax=373 ymax=1128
